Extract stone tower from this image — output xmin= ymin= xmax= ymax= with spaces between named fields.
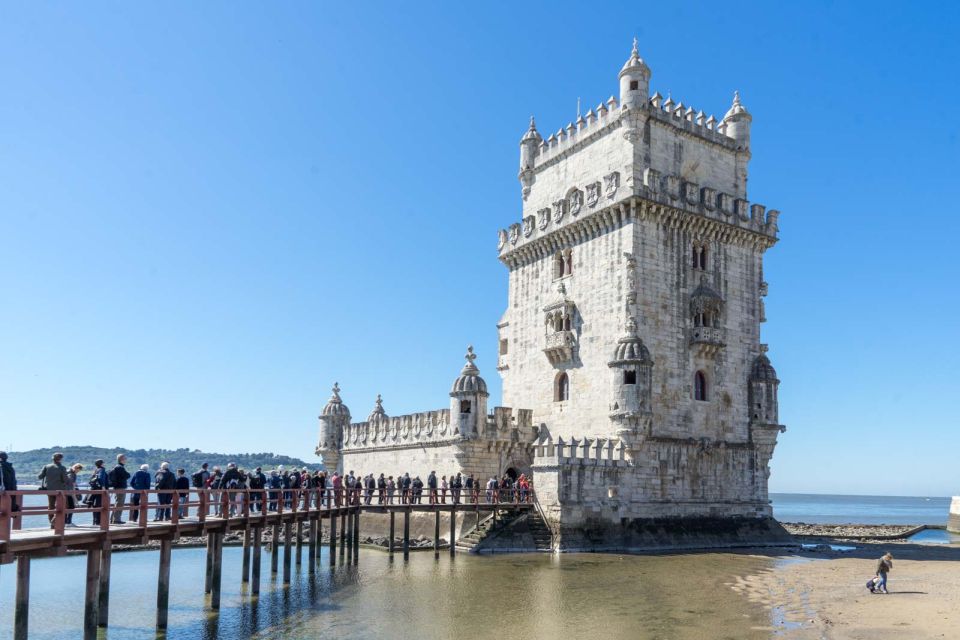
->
xmin=497 ymin=41 xmax=787 ymax=545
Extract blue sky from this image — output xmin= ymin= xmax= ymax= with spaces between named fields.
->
xmin=1 ymin=2 xmax=957 ymax=496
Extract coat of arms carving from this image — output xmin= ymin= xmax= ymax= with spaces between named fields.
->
xmin=522 ymin=215 xmax=535 ymax=237
xmin=568 ymin=189 xmax=584 ymax=216
xmin=586 ymin=181 xmax=601 ymax=207
xmin=552 ymin=199 xmax=565 ymax=223
xmin=538 ymin=208 xmax=550 ymax=230
xmin=604 ymin=172 xmax=620 ymax=199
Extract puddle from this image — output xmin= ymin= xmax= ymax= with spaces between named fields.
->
xmin=800 ymin=543 xmax=856 ymax=552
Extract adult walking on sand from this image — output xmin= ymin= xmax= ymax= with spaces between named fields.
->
xmin=875 ymin=552 xmax=893 ymax=594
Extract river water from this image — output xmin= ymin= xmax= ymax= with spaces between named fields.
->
xmin=0 ymin=546 xmax=778 ymax=639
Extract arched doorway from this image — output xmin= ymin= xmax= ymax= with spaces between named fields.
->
xmin=505 ymin=467 xmax=518 ymax=481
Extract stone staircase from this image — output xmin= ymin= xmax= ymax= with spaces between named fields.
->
xmin=456 ymin=509 xmax=523 ymax=552
xmin=456 ymin=509 xmax=554 ymax=553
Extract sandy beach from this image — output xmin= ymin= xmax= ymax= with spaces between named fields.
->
xmin=731 ymin=540 xmax=960 ymax=639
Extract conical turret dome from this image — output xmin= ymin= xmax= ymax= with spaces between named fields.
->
xmin=450 ymin=345 xmax=488 ymax=396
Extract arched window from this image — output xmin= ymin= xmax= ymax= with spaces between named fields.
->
xmin=555 ymin=372 xmax=569 ymax=402
xmin=694 ymin=371 xmax=707 ymax=401
xmin=692 ymin=245 xmax=708 ymax=270
xmin=554 ymin=249 xmax=574 ymax=278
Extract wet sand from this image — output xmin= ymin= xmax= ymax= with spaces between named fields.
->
xmin=730 ymin=541 xmax=960 ymax=639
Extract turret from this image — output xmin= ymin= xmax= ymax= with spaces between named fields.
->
xmin=748 ymin=347 xmax=779 ymax=425
xmin=518 ymin=117 xmax=542 ymax=200
xmin=618 ymin=38 xmax=651 ymax=109
xmin=608 ymin=319 xmax=653 ymax=419
xmin=316 ymin=382 xmax=350 ymax=473
xmin=722 ymin=91 xmax=752 ymax=150
xmin=449 ymin=345 xmax=489 ymax=438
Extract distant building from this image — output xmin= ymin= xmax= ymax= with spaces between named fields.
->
xmin=317 ymin=42 xmax=787 ymax=549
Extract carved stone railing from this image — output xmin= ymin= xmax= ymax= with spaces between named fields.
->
xmin=690 ymin=326 xmax=725 ymax=348
xmin=544 ymin=330 xmax=576 ymax=365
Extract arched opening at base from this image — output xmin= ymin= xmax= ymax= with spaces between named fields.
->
xmin=505 ymin=467 xmax=518 ymax=481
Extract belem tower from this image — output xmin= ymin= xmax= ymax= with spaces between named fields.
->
xmin=316 ymin=42 xmax=788 ymax=549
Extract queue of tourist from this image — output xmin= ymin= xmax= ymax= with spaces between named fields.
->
xmin=0 ymin=451 xmax=534 ymax=528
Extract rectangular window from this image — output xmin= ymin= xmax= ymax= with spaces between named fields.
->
xmin=623 ymin=370 xmax=637 ymax=385
xmin=499 ymin=339 xmax=508 ymax=355
xmin=460 ymin=400 xmax=471 ymax=414
xmin=630 ymin=80 xmax=639 ymax=90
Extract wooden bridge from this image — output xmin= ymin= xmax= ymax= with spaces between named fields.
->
xmin=0 ymin=487 xmax=536 ymax=640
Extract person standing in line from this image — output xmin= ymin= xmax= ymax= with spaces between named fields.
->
xmin=412 ymin=476 xmax=424 ymax=504
xmin=0 ymin=452 xmax=19 ymax=524
xmin=386 ymin=475 xmax=396 ymax=504
xmin=87 ymin=460 xmax=108 ymax=524
xmin=366 ymin=473 xmax=376 ymax=505
xmin=221 ymin=462 xmax=241 ymax=516
xmin=249 ymin=467 xmax=266 ymax=513
xmin=427 ymin=471 xmax=438 ymax=505
xmin=208 ymin=467 xmax=223 ymax=515
xmin=65 ymin=463 xmax=83 ymax=525
xmin=331 ymin=471 xmax=343 ymax=507
xmin=451 ymin=472 xmax=462 ymax=505
xmin=486 ymin=476 xmax=496 ymax=504
xmin=38 ymin=453 xmax=69 ymax=527
xmin=109 ymin=454 xmax=130 ymax=524
xmin=175 ymin=468 xmax=190 ymax=518
xmin=400 ymin=473 xmax=411 ymax=504
xmin=440 ymin=475 xmax=448 ymax=504
xmin=875 ymin=553 xmax=894 ymax=594
xmin=129 ymin=464 xmax=152 ymax=522
xmin=316 ymin=470 xmax=328 ymax=508
xmin=154 ymin=462 xmax=176 ymax=521
xmin=267 ymin=470 xmax=281 ymax=511
xmin=465 ymin=474 xmax=475 ymax=504
xmin=377 ymin=473 xmax=386 ymax=505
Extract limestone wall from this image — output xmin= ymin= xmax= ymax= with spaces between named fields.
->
xmin=949 ymin=496 xmax=960 ymax=534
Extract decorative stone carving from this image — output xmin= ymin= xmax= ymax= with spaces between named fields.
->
xmin=568 ymin=189 xmax=584 ymax=216
xmin=497 ymin=228 xmax=507 ymax=250
xmin=522 ymin=215 xmax=535 ymax=237
xmin=604 ymin=171 xmax=620 ymax=199
xmin=509 ymin=223 xmax=520 ymax=245
xmin=586 ymin=181 xmax=601 ymax=207
xmin=552 ymin=199 xmax=566 ymax=223
xmin=538 ymin=207 xmax=551 ymax=230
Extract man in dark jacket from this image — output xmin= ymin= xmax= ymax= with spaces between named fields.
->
xmin=38 ymin=452 xmax=68 ymax=527
xmin=248 ymin=467 xmax=266 ymax=512
xmin=154 ymin=462 xmax=177 ymax=521
xmin=0 ymin=452 xmax=18 ymax=518
xmin=129 ymin=464 xmax=151 ymax=522
xmin=427 ymin=471 xmax=438 ymax=505
xmin=110 ymin=454 xmax=130 ymax=524
xmin=88 ymin=459 xmax=109 ymax=525
xmin=175 ymin=469 xmax=190 ymax=518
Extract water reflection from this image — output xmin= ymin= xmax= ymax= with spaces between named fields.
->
xmin=0 ymin=547 xmax=776 ymax=639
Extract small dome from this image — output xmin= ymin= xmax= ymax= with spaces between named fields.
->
xmin=619 ymin=38 xmax=651 ymax=79
xmin=521 ymin=116 xmax=542 ymax=143
xmin=609 ymin=319 xmax=652 ymax=365
xmin=723 ymin=91 xmax=751 ymax=121
xmin=450 ymin=345 xmax=489 ymax=396
xmin=750 ymin=352 xmax=779 ymax=383
xmin=690 ymin=276 xmax=724 ymax=314
xmin=367 ymin=394 xmax=387 ymax=422
xmin=321 ymin=382 xmax=350 ymax=418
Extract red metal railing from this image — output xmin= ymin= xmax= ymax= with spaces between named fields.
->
xmin=0 ymin=486 xmax=535 ymax=542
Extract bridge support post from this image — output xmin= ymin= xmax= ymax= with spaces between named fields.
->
xmin=296 ymin=521 xmax=303 ymax=566
xmin=241 ymin=526 xmax=251 ymax=583
xmin=339 ymin=510 xmax=347 ymax=562
xmin=211 ymin=532 xmax=223 ymax=610
xmin=204 ymin=533 xmax=213 ymax=594
xmin=282 ymin=522 xmax=292 ymax=583
xmin=252 ymin=526 xmax=262 ymax=595
xmin=403 ymin=508 xmax=410 ymax=561
xmin=329 ymin=511 xmax=337 ymax=566
xmin=388 ymin=510 xmax=395 ymax=558
xmin=14 ymin=556 xmax=29 ymax=640
xmin=98 ymin=540 xmax=111 ymax=627
xmin=156 ymin=538 xmax=172 ymax=630
xmin=83 ymin=546 xmax=101 ymax=640
xmin=308 ymin=518 xmax=317 ymax=570
xmin=449 ymin=508 xmax=456 ymax=557
xmin=434 ymin=511 xmax=440 ymax=557
xmin=345 ymin=509 xmax=353 ymax=564
xmin=353 ymin=507 xmax=360 ymax=564
xmin=271 ymin=523 xmax=280 ymax=573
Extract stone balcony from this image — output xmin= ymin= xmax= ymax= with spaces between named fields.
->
xmin=544 ymin=330 xmax=577 ymax=365
xmin=690 ymin=326 xmax=725 ymax=357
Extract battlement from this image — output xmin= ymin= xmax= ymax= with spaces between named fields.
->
xmin=342 ymin=406 xmax=535 ymax=452
xmin=531 ymin=433 xmax=629 ymax=468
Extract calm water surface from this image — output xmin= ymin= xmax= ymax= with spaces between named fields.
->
xmin=0 ymin=547 xmax=777 ymax=640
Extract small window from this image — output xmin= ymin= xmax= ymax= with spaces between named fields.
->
xmin=694 ymin=371 xmax=707 ymax=401
xmin=630 ymin=80 xmax=639 ymax=91
xmin=623 ymin=370 xmax=637 ymax=385
xmin=555 ymin=372 xmax=569 ymax=402
xmin=460 ymin=400 xmax=471 ymax=414
xmin=499 ymin=339 xmax=508 ymax=355
xmin=692 ymin=245 xmax=708 ymax=271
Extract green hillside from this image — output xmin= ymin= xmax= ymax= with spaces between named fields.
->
xmin=4 ymin=446 xmax=318 ymax=479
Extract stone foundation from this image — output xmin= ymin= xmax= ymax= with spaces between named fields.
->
xmin=553 ymin=516 xmax=792 ymax=552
